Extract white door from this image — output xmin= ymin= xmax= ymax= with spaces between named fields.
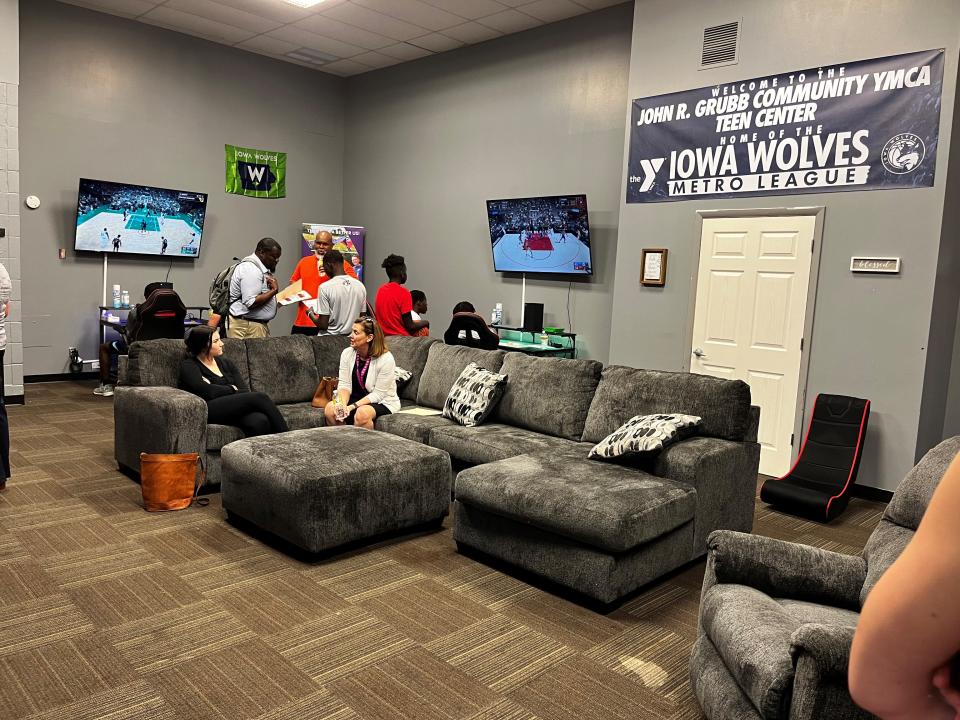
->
xmin=691 ymin=215 xmax=816 ymax=476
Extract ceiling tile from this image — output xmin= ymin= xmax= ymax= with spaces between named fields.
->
xmin=56 ymin=0 xmax=159 ymax=18
xmin=140 ymin=6 xmax=257 ymax=44
xmin=235 ymin=34 xmax=300 ymax=55
xmin=476 ymin=9 xmax=541 ymax=33
xmin=55 ymin=0 xmax=610 ymax=76
xmin=571 ymin=0 xmax=629 ymax=8
xmin=189 ymin=0 xmax=312 ymax=23
xmin=377 ymin=42 xmax=434 ymax=61
xmin=519 ymin=0 xmax=589 ymax=22
xmin=163 ymin=0 xmax=282 ymax=34
xmin=353 ymin=0 xmax=463 ymax=31
xmin=408 ymin=32 xmax=464 ymax=52
xmin=442 ymin=21 xmax=503 ymax=43
xmin=321 ymin=3 xmax=426 ymax=41
xmin=294 ymin=14 xmax=395 ymax=50
xmin=418 ymin=0 xmax=508 ymax=20
xmin=266 ymin=25 xmax=366 ymax=58
xmin=320 ymin=58 xmax=374 ymax=76
xmin=350 ymin=51 xmax=404 ymax=69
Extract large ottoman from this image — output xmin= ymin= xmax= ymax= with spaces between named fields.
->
xmin=453 ymin=448 xmax=698 ymax=604
xmin=221 ymin=427 xmax=453 ymax=553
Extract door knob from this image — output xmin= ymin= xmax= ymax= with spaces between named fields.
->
xmin=693 ymin=348 xmax=706 ymax=358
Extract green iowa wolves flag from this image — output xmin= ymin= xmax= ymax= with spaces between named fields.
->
xmin=225 ymin=144 xmax=287 ymax=198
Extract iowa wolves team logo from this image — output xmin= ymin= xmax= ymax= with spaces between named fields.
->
xmin=881 ymin=133 xmax=925 ymax=174
xmin=237 ymin=161 xmax=277 ymax=192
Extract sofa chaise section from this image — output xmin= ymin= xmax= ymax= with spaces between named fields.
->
xmin=452 ymin=364 xmax=760 ymax=603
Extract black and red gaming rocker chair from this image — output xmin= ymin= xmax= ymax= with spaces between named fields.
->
xmin=760 ymin=393 xmax=870 ymax=522
xmin=130 ymin=289 xmax=187 ymax=341
xmin=443 ymin=312 xmax=501 ymax=351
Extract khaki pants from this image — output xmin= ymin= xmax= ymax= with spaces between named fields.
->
xmin=226 ymin=316 xmax=270 ymax=339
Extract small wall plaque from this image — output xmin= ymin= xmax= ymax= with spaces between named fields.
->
xmin=850 ymin=257 xmax=901 ymax=273
xmin=641 ymin=248 xmax=668 ymax=286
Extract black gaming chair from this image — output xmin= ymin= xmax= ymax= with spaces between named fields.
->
xmin=130 ymin=289 xmax=187 ymax=341
xmin=760 ymin=393 xmax=871 ymax=522
xmin=443 ymin=312 xmax=500 ymax=350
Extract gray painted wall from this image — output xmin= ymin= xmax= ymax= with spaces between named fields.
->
xmin=20 ymin=0 xmax=345 ymax=375
xmin=343 ymin=4 xmax=632 ymax=362
xmin=918 ymin=63 xmax=960 ymax=457
xmin=945 ymin=302 xmax=960 ymax=438
xmin=611 ymin=0 xmax=960 ymax=491
xmin=0 ymin=0 xmax=16 ymax=85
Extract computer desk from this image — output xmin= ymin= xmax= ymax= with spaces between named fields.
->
xmin=493 ymin=326 xmax=577 ymax=359
xmin=98 ymin=305 xmax=209 ymax=344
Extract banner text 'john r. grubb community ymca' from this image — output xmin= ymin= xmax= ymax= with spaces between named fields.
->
xmin=625 ymin=49 xmax=944 ymax=203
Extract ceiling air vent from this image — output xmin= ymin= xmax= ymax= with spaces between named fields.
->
xmin=286 ymin=47 xmax=339 ymax=66
xmin=700 ymin=20 xmax=740 ymax=69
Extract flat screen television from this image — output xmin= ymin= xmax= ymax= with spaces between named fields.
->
xmin=487 ymin=194 xmax=592 ymax=275
xmin=75 ymin=178 xmax=208 ymax=258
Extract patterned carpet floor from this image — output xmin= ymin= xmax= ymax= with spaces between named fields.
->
xmin=0 ymin=381 xmax=886 ymax=719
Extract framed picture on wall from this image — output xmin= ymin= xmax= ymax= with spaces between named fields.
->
xmin=641 ymin=248 xmax=668 ymax=286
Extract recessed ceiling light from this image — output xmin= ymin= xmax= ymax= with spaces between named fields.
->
xmin=284 ymin=0 xmax=326 ymax=7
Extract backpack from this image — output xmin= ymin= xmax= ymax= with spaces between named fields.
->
xmin=209 ymin=257 xmax=249 ymax=316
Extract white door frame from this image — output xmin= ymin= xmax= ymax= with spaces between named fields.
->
xmin=685 ymin=206 xmax=826 ymax=464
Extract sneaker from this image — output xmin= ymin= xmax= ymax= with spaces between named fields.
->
xmin=93 ymin=384 xmax=114 ymax=397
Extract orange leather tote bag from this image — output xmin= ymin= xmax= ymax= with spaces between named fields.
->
xmin=139 ymin=452 xmax=205 ymax=512
xmin=312 ymin=376 xmax=338 ymax=408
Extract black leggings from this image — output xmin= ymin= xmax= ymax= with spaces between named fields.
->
xmin=0 ymin=350 xmax=8 ymax=479
xmin=207 ymin=391 xmax=289 ymax=437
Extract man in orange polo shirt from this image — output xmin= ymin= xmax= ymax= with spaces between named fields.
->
xmin=290 ymin=230 xmax=359 ymax=335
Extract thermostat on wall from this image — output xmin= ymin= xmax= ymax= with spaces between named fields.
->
xmin=25 ymin=195 xmax=40 ymax=209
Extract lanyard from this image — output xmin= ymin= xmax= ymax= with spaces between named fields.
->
xmin=355 ymin=354 xmax=372 ymax=387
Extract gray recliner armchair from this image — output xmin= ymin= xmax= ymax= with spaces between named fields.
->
xmin=690 ymin=435 xmax=960 ymax=720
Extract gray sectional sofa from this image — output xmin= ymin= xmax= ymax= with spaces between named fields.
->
xmin=115 ymin=334 xmax=761 ymax=602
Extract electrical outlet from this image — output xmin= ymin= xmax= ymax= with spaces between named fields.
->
xmin=90 ymin=360 xmax=100 ymax=371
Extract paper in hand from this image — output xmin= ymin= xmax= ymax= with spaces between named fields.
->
xmin=277 ymin=279 xmax=313 ymax=306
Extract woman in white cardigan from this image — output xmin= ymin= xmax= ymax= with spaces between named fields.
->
xmin=324 ymin=315 xmax=400 ymax=429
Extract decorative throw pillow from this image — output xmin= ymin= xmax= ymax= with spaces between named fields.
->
xmin=589 ymin=413 xmax=701 ymax=460
xmin=394 ymin=366 xmax=413 ymax=387
xmin=442 ymin=362 xmax=508 ymax=427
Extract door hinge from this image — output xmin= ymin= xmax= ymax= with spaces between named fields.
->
xmin=811 ymin=238 xmax=815 ymax=252
xmin=800 ymin=338 xmax=804 ymax=351
xmin=791 ymin=433 xmax=795 ymax=445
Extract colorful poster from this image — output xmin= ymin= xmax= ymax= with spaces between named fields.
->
xmin=626 ymin=49 xmax=944 ymax=202
xmin=225 ymin=144 xmax=287 ymax=199
xmin=301 ymin=223 xmax=366 ymax=283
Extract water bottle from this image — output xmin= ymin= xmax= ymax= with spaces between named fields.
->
xmin=121 ymin=290 xmax=130 ymax=308
xmin=334 ymin=391 xmax=345 ymax=421
xmin=494 ymin=302 xmax=503 ymax=324
xmin=112 ymin=284 xmax=121 ymax=309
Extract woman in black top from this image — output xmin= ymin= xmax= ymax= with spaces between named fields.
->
xmin=179 ymin=326 xmax=288 ymax=437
